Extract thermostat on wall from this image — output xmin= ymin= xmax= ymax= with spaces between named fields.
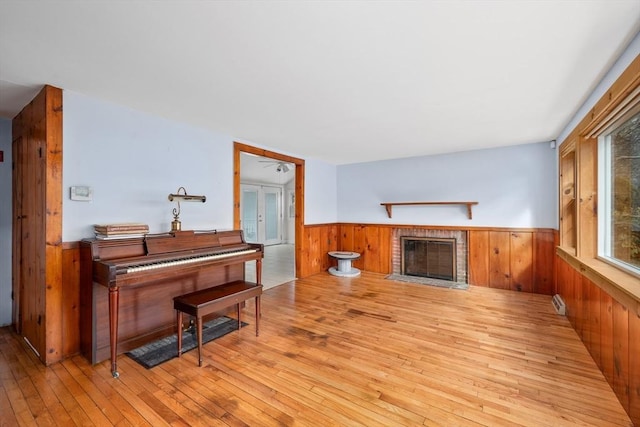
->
xmin=70 ymin=186 xmax=93 ymax=201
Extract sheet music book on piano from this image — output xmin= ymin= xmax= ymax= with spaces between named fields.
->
xmin=95 ymin=233 xmax=147 ymax=240
xmin=94 ymin=223 xmax=149 ymax=234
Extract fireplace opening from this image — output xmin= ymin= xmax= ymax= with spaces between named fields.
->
xmin=401 ymin=237 xmax=456 ymax=282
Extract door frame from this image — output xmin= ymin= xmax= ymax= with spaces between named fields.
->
xmin=233 ymin=142 xmax=304 ymax=278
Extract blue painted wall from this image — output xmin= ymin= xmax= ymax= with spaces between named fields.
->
xmin=337 ymin=142 xmax=557 ymax=228
xmin=62 ymin=91 xmax=338 ymax=242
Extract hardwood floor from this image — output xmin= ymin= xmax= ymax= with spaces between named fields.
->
xmin=0 ymin=272 xmax=632 ymax=426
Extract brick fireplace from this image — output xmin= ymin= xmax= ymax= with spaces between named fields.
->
xmin=392 ymin=228 xmax=468 ymax=283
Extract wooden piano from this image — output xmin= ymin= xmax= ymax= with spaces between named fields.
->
xmin=79 ymin=229 xmax=263 ymax=377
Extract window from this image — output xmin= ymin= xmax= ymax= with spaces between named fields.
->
xmin=599 ymin=105 xmax=640 ymax=274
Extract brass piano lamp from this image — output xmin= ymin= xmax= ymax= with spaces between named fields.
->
xmin=168 ymin=187 xmax=206 ymax=232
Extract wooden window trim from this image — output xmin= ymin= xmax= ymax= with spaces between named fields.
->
xmin=557 ymin=54 xmax=640 ymax=310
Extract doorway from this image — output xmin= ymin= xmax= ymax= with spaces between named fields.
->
xmin=233 ymin=142 xmax=304 ymax=285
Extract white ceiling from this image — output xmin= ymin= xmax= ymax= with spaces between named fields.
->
xmin=241 ymin=152 xmax=295 ymax=185
xmin=1 ymin=1 xmax=639 ymax=165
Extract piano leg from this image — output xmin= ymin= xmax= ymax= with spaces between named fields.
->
xmin=108 ymin=286 xmax=120 ymax=378
xmin=255 ymin=295 xmax=260 ymax=336
xmin=237 ymin=303 xmax=241 ymax=330
xmin=197 ymin=316 xmax=203 ymax=367
xmin=256 ymin=259 xmax=263 ymax=322
xmin=176 ymin=310 xmax=183 ymax=357
xmin=256 ymin=258 xmax=262 ymax=285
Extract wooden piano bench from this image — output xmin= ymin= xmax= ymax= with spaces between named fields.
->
xmin=173 ymin=280 xmax=263 ymax=366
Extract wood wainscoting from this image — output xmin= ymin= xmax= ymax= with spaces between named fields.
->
xmin=61 ymin=242 xmax=82 ymax=358
xmin=298 ymin=224 xmax=339 ymax=278
xmin=302 ymin=224 xmax=558 ymax=296
xmin=468 ymin=229 xmax=557 ymax=295
xmin=556 ymin=255 xmax=640 ymax=425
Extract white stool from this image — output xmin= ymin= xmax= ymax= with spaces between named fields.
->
xmin=328 ymin=251 xmax=361 ymax=277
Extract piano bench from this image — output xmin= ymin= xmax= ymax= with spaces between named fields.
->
xmin=173 ymin=280 xmax=262 ymax=367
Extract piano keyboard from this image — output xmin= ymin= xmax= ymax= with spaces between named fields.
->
xmin=126 ymin=248 xmax=259 ymax=274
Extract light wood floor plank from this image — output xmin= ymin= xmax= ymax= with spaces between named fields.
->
xmin=0 ymin=336 xmax=24 ymax=427
xmin=0 ymin=272 xmax=633 ymax=426
xmin=90 ymin=358 xmax=170 ymax=427
xmin=73 ymin=355 xmax=153 ymax=427
xmin=49 ymin=362 xmax=112 ymax=427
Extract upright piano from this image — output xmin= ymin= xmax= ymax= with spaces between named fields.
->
xmin=80 ymin=229 xmax=263 ymax=377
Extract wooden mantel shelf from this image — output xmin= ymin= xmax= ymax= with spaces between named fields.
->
xmin=380 ymin=201 xmax=479 ymax=220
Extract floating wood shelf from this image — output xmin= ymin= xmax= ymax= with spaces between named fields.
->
xmin=380 ymin=201 xmax=479 ymax=220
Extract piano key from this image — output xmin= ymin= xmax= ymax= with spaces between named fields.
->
xmin=125 ymin=248 xmax=258 ymax=274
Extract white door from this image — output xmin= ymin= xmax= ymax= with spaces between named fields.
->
xmin=241 ymin=184 xmax=282 ymax=245
xmin=262 ymin=185 xmax=282 ymax=245
xmin=241 ymin=184 xmax=259 ymax=243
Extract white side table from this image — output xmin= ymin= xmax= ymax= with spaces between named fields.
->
xmin=328 ymin=251 xmax=361 ymax=277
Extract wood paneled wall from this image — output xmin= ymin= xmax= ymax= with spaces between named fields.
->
xmin=298 ymin=224 xmax=339 ymax=278
xmin=338 ymin=224 xmax=393 ymax=274
xmin=556 ymin=256 xmax=640 ymax=426
xmin=468 ymin=229 xmax=556 ymax=295
xmin=299 ymin=223 xmax=558 ymax=296
xmin=61 ymin=243 xmax=81 ymax=358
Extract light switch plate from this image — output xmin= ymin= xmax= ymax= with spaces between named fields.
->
xmin=70 ymin=186 xmax=93 ymax=201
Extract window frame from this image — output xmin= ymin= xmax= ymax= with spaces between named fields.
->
xmin=596 ymin=101 xmax=640 ymax=277
xmin=556 ymin=54 xmax=640 ymax=313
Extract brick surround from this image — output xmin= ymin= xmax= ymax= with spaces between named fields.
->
xmin=391 ymin=228 xmax=468 ymax=283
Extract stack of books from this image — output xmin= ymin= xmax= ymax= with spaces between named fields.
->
xmin=94 ymin=223 xmax=149 ymax=239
